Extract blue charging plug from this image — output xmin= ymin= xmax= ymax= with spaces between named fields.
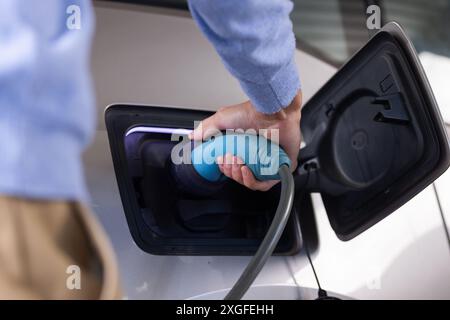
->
xmin=191 ymin=133 xmax=291 ymax=182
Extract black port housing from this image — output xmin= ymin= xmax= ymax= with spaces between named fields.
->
xmin=105 ymin=105 xmax=304 ymax=255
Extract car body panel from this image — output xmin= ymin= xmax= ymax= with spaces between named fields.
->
xmin=434 ymin=166 xmax=450 ymax=237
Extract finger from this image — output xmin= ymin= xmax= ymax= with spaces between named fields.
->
xmin=235 ymin=156 xmax=244 ymax=165
xmin=189 ymin=113 xmax=221 ymax=141
xmin=217 ymin=156 xmax=225 ymax=175
xmin=221 ymin=153 xmax=234 ymax=178
xmin=216 ymin=155 xmax=224 ymax=165
xmin=230 ymin=156 xmax=244 ymax=184
xmin=241 ymin=166 xmax=279 ymax=191
xmin=218 ymin=163 xmax=224 ymax=175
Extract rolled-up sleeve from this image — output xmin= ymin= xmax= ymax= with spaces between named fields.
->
xmin=188 ymin=0 xmax=301 ymax=114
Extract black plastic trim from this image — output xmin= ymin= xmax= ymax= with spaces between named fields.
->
xmin=105 ymin=105 xmax=303 ymax=255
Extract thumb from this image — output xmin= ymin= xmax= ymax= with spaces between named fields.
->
xmin=189 ymin=113 xmax=222 ymax=141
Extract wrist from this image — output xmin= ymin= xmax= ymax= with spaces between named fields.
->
xmin=265 ymin=91 xmax=302 ymax=121
xmin=282 ymin=91 xmax=302 ymax=116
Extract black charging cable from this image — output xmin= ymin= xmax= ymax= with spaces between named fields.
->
xmin=224 ymin=163 xmax=338 ymax=300
xmin=298 ymin=167 xmax=339 ymax=300
xmin=303 ymin=225 xmax=335 ymax=300
xmin=224 ymin=164 xmax=295 ymax=300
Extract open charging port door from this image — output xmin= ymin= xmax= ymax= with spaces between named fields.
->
xmin=298 ymin=22 xmax=450 ymax=240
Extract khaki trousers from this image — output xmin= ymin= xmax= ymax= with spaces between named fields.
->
xmin=0 ymin=196 xmax=121 ymax=299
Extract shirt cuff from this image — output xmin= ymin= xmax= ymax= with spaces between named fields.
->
xmin=238 ymin=58 xmax=301 ymax=114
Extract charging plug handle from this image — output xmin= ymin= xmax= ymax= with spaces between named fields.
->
xmin=192 ymin=133 xmax=291 ymax=182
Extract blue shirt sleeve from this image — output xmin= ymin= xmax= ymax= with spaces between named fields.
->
xmin=188 ymin=0 xmax=301 ymax=114
xmin=0 ymin=0 xmax=95 ymax=201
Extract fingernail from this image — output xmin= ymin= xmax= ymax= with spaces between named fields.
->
xmin=216 ymin=156 xmax=223 ymax=164
xmin=225 ymin=153 xmax=232 ymax=165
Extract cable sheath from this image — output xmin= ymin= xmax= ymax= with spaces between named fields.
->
xmin=224 ymin=164 xmax=295 ymax=300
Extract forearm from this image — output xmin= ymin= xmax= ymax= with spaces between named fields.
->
xmin=188 ymin=0 xmax=301 ymax=114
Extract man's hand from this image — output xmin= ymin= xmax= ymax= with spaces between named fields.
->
xmin=189 ymin=91 xmax=302 ymax=191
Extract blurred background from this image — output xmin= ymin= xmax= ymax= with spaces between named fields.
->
xmin=107 ymin=0 xmax=450 ymax=124
xmin=291 ymin=0 xmax=450 ymax=125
